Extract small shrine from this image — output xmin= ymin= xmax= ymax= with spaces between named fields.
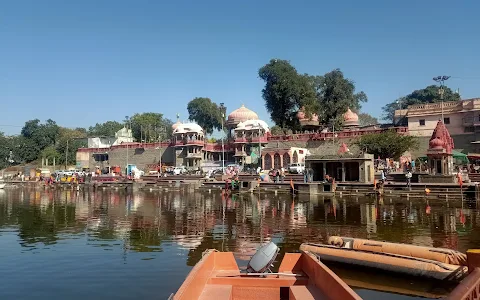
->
xmin=427 ymin=120 xmax=454 ymax=175
xmin=297 ymin=107 xmax=320 ymax=131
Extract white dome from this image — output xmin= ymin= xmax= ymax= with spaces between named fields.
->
xmin=234 ymin=119 xmax=270 ymax=132
xmin=173 ymin=123 xmax=203 ymax=134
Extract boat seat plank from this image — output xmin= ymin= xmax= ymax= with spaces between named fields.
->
xmin=289 ymin=285 xmax=327 ymax=300
xmin=199 ymin=284 xmax=232 ymax=300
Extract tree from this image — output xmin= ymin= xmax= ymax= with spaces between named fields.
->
xmin=316 ymin=69 xmax=367 ymax=128
xmin=19 ymin=119 xmax=60 ymax=163
xmin=270 ymin=125 xmax=283 ymax=136
xmin=55 ymin=128 xmax=87 ymax=166
xmin=128 ymin=113 xmax=173 ymax=142
xmin=187 ymin=97 xmax=223 ymax=135
xmin=358 ymin=113 xmax=378 ymax=126
xmin=382 ymin=85 xmax=460 ymax=122
xmin=355 ymin=130 xmax=419 ymax=159
xmin=258 ymin=59 xmax=318 ymax=132
xmin=88 ymin=121 xmax=124 ymax=137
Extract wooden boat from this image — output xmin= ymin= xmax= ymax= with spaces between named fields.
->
xmin=300 ymin=236 xmax=469 ymax=281
xmin=170 ymin=242 xmax=362 ymax=300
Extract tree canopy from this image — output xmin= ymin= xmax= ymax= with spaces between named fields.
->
xmin=382 ymin=85 xmax=460 ymax=122
xmin=358 ymin=113 xmax=378 ymax=126
xmin=127 ymin=113 xmax=173 ymax=142
xmin=259 ymin=59 xmax=367 ymax=131
xmin=258 ymin=59 xmax=318 ymax=132
xmin=316 ymin=69 xmax=367 ymax=128
xmin=355 ymin=130 xmax=419 ymax=159
xmin=187 ymin=97 xmax=223 ymax=135
xmin=88 ymin=121 xmax=124 ymax=137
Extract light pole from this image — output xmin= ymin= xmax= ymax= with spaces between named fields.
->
xmin=433 ymin=75 xmax=451 ymax=121
xmin=220 ymin=103 xmax=226 ymax=174
xmin=156 ymin=126 xmax=165 ymax=178
xmin=65 ymin=139 xmax=68 ymax=170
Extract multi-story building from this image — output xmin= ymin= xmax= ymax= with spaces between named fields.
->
xmin=394 ymin=98 xmax=480 ymax=154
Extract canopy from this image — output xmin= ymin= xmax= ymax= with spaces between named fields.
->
xmin=417 ymin=151 xmax=469 ymax=164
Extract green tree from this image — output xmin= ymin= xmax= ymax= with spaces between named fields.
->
xmin=355 ymin=130 xmax=419 ymax=159
xmin=316 ymin=69 xmax=367 ymax=128
xmin=382 ymin=85 xmax=460 ymax=122
xmin=88 ymin=121 xmax=124 ymax=137
xmin=128 ymin=113 xmax=173 ymax=142
xmin=187 ymin=97 xmax=223 ymax=135
xmin=358 ymin=113 xmax=378 ymax=126
xmin=55 ymin=128 xmax=88 ymax=166
xmin=270 ymin=125 xmax=283 ymax=136
xmin=258 ymin=59 xmax=318 ymax=132
xmin=19 ymin=119 xmax=60 ymax=162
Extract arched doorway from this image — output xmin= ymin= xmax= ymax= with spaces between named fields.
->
xmin=282 ymin=153 xmax=291 ymax=168
xmin=264 ymin=153 xmax=272 ymax=170
xmin=274 ymin=153 xmax=281 ymax=169
xmin=293 ymin=151 xmax=298 ymax=163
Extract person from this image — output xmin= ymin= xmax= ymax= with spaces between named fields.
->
xmin=309 ymin=168 xmax=314 ymax=182
xmin=303 ymin=169 xmax=308 ymax=183
xmin=280 ymin=167 xmax=285 ymax=183
xmin=275 ymin=169 xmax=280 ymax=183
xmin=410 ymin=160 xmax=415 ymax=172
xmin=380 ymin=170 xmax=386 ymax=183
xmin=256 ymin=166 xmax=261 ymax=175
xmin=405 ymin=170 xmax=412 ymax=188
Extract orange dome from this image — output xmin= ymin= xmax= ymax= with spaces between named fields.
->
xmin=297 ymin=107 xmax=319 ymax=122
xmin=343 ymin=108 xmax=359 ymax=127
xmin=172 ymin=120 xmax=182 ymax=131
xmin=429 ymin=137 xmax=445 ymax=149
xmin=227 ymin=105 xmax=259 ymax=126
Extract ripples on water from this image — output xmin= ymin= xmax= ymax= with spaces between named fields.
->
xmin=0 ymin=187 xmax=479 ymax=299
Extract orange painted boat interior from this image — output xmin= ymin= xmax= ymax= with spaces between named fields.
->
xmin=172 ymin=250 xmax=362 ymax=300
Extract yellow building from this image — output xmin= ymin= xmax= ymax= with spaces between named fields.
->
xmin=395 ymin=98 xmax=480 ymax=137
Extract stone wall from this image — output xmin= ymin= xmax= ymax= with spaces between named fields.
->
xmin=84 ymin=146 xmax=175 ymax=171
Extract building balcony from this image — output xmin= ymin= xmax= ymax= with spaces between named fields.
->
xmin=234 ymin=137 xmax=247 ymax=143
xmin=234 ymin=150 xmax=247 ymax=157
xmin=250 ymin=136 xmax=268 ymax=143
xmin=175 ymin=139 xmax=205 ymax=146
xmin=186 ymin=152 xmax=203 ymax=159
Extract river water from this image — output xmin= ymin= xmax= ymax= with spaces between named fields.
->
xmin=0 ymin=187 xmax=478 ymax=299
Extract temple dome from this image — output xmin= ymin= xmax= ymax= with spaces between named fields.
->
xmin=227 ymin=105 xmax=259 ymax=126
xmin=171 ymin=120 xmax=182 ymax=131
xmin=173 ymin=123 xmax=203 ymax=135
xmin=297 ymin=107 xmax=319 ymax=126
xmin=235 ymin=119 xmax=270 ymax=132
xmin=343 ymin=108 xmax=359 ymax=127
xmin=429 ymin=137 xmax=444 ymax=149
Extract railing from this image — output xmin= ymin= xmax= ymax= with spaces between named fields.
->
xmin=186 ymin=153 xmax=203 ymax=158
xmin=234 ymin=137 xmax=247 ymax=143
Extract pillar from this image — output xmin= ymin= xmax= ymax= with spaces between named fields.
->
xmin=341 ymin=162 xmax=346 ymax=182
xmin=262 ymin=154 xmax=265 ymax=170
xmin=323 ymin=163 xmax=327 ymax=179
xmin=280 ymin=153 xmax=284 ymax=168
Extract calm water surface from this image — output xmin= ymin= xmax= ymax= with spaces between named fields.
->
xmin=0 ymin=187 xmax=479 ymax=299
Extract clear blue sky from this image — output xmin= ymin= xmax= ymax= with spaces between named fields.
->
xmin=2 ymin=0 xmax=479 ymax=134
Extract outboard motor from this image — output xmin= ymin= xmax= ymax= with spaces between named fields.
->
xmin=246 ymin=242 xmax=280 ymax=274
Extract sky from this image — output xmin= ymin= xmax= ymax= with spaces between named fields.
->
xmin=2 ymin=0 xmax=480 ymax=135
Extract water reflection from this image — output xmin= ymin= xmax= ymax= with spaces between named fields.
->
xmin=0 ymin=188 xmax=479 ymax=299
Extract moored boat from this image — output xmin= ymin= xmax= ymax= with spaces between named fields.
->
xmin=170 ymin=242 xmax=362 ymax=300
xmin=300 ymin=236 xmax=468 ymax=281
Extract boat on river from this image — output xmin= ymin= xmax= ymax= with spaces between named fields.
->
xmin=170 ymin=242 xmax=362 ymax=300
xmin=300 ymin=236 xmax=469 ymax=281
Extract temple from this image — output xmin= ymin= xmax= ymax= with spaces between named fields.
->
xmin=76 ymin=105 xmax=408 ymax=172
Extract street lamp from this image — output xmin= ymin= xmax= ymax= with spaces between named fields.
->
xmin=433 ymin=75 xmax=451 ymax=121
xmin=220 ymin=103 xmax=225 ymax=174
xmin=156 ymin=126 xmax=166 ymax=178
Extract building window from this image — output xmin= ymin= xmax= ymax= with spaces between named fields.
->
xmin=465 ymin=126 xmax=475 ymax=133
xmin=444 ymin=117 xmax=450 ymax=124
xmin=419 ymin=119 xmax=426 ymax=126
